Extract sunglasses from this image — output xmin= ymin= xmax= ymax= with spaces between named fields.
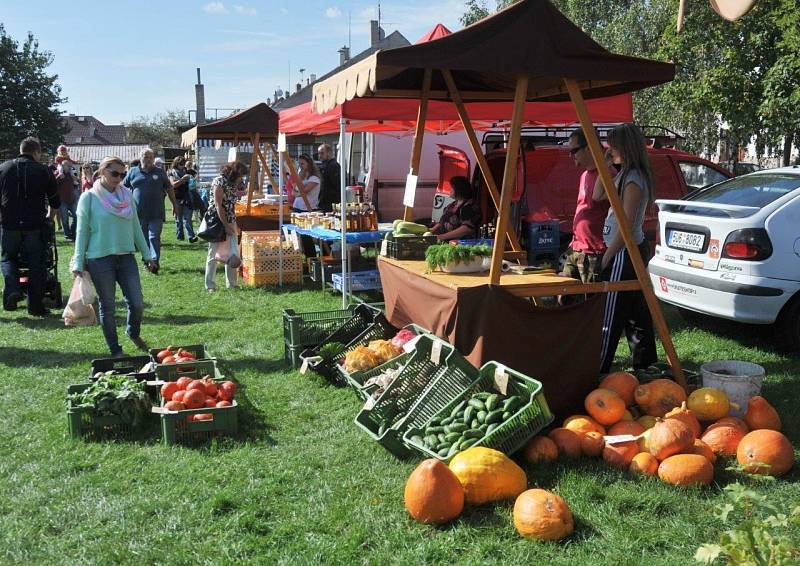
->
xmin=569 ymin=146 xmax=586 ymax=156
xmin=107 ymin=170 xmax=125 ymax=178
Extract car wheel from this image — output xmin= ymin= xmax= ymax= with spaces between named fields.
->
xmin=777 ymin=296 xmax=800 ymax=352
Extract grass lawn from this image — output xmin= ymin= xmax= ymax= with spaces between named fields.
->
xmin=1 ymin=225 xmax=798 ymax=564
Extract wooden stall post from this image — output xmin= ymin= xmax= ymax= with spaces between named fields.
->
xmin=442 ymin=69 xmax=525 ymax=258
xmin=404 ymin=68 xmax=433 ymax=222
xmin=281 ymin=150 xmax=312 ymax=211
xmin=245 ymin=132 xmax=261 ymax=215
xmin=563 ymin=78 xmax=685 ymax=388
xmin=489 ymin=75 xmax=529 ymax=284
xmin=256 ymin=143 xmax=279 ymax=194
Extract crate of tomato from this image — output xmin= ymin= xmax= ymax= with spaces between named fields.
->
xmin=149 ymin=344 xmax=214 ymax=366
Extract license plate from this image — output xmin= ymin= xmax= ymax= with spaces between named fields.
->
xmin=667 ymin=230 xmax=705 ymax=252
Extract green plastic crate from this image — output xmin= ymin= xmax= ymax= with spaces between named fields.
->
xmin=353 ymin=334 xmax=469 ymax=458
xmin=158 ymin=402 xmax=238 ymax=446
xmin=403 ymin=362 xmax=553 ymax=462
xmin=284 ymin=340 xmax=306 ymax=369
xmin=153 ymin=359 xmax=222 ymax=382
xmin=67 ymin=383 xmax=154 ymax=441
xmin=89 ymin=355 xmax=153 ymax=380
xmin=283 ymin=305 xmax=357 ymax=347
xmin=148 ymin=344 xmax=214 ymax=365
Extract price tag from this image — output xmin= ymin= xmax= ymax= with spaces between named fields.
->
xmin=402 ymin=335 xmax=421 ymax=353
xmin=380 ymin=239 xmax=388 ymax=256
xmin=493 ymin=365 xmax=509 ymax=395
xmin=603 ymin=434 xmax=641 ymax=445
xmin=299 ymin=356 xmax=322 ymax=375
xmin=364 ymin=395 xmax=376 ymax=411
xmin=430 ymin=340 xmax=442 ymax=364
xmin=299 ymin=357 xmax=310 ymax=375
xmin=402 ymin=173 xmax=418 ymax=208
xmin=277 ymin=133 xmax=287 ymax=153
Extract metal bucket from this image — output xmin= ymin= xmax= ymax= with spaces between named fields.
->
xmin=700 ymin=360 xmax=764 ymax=418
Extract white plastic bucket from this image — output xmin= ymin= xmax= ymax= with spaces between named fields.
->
xmin=700 ymin=360 xmax=764 ymax=418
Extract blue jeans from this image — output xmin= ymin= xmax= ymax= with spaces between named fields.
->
xmin=175 ymin=204 xmax=195 ymax=239
xmin=139 ymin=218 xmax=163 ymax=262
xmin=86 ymin=254 xmax=144 ymax=355
xmin=1 ymin=227 xmax=46 ymax=312
xmin=59 ymin=196 xmax=79 ymax=240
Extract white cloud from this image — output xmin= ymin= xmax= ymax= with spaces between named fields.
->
xmin=325 ymin=7 xmax=341 ymax=19
xmin=234 ymin=5 xmax=257 ymax=16
xmin=203 ymin=2 xmax=228 ymax=14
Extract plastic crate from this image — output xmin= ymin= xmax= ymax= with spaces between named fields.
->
xmin=242 ymin=252 xmax=304 ymax=275
xmin=403 ymin=362 xmax=553 ymax=462
xmin=454 ymin=238 xmax=494 ymax=247
xmin=331 ymin=270 xmax=382 ymax=293
xmin=148 ymin=344 xmax=214 ymax=365
xmin=283 ymin=305 xmax=357 ymax=348
xmin=235 ymin=203 xmax=291 ymax=218
xmin=67 ymin=383 xmax=153 ymax=441
xmin=89 ymin=354 xmax=153 ymax=380
xmin=284 ymin=340 xmax=306 ymax=369
xmin=157 ymin=402 xmax=238 ymax=446
xmin=525 ymin=220 xmax=561 ymax=251
xmin=384 ymin=236 xmax=437 ymax=260
xmin=153 ymin=359 xmax=222 ymax=383
xmin=353 ymin=334 xmax=472 ymax=458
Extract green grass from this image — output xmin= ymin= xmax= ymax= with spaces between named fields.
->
xmin=1 ymin=226 xmax=798 ymax=565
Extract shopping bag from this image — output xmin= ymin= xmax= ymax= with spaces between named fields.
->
xmin=213 ymin=237 xmax=242 ymax=268
xmin=62 ymin=272 xmax=97 ymax=327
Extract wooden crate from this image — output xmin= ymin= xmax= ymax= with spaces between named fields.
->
xmin=235 ymin=202 xmax=290 ymax=218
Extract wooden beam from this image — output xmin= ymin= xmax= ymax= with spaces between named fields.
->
xmin=245 ymin=132 xmax=260 ymax=215
xmin=489 ymin=75 xmax=528 ymax=284
xmin=442 ymin=69 xmax=523 ymax=254
xmin=564 ymin=78 xmax=685 ymax=388
xmin=404 ymin=68 xmax=432 ymax=221
xmin=373 ymin=81 xmax=619 ymax=102
xmin=256 ymin=143 xmax=278 ymax=194
xmin=282 ymin=151 xmax=312 ymax=211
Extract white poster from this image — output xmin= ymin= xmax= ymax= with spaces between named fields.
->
xmin=402 ymin=173 xmax=418 ymax=208
xmin=227 ymin=147 xmax=238 ymax=162
xmin=277 ymin=133 xmax=287 ymax=153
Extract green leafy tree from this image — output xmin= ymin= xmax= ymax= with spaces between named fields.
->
xmin=124 ymin=109 xmax=188 ymax=155
xmin=0 ymin=25 xmax=67 ymax=160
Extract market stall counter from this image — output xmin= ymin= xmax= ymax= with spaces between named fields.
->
xmin=378 ymin=256 xmax=605 ymax=419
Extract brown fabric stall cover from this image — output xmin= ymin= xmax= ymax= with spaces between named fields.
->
xmin=312 ymin=0 xmax=675 ymax=113
xmin=180 ymin=102 xmax=279 ymax=146
xmin=379 ymin=260 xmax=603 ymax=419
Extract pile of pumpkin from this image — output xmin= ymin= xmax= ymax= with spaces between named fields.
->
xmin=526 ymin=373 xmax=793 ymax=486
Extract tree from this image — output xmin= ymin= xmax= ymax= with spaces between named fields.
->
xmin=460 ymin=0 xmax=519 ymax=26
xmin=0 ymin=25 xmax=67 ymax=160
xmin=124 ymin=109 xmax=188 ymax=155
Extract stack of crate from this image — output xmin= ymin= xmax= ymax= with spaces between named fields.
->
xmin=240 ymin=230 xmax=303 ymax=286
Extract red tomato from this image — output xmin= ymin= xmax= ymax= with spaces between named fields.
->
xmin=204 ymin=381 xmax=218 ymax=397
xmin=164 ymin=400 xmax=185 ymax=411
xmin=162 ymin=355 xmax=176 ymax=364
xmin=218 ymin=381 xmax=236 ymax=401
xmin=186 ymin=380 xmax=206 ymax=393
xmin=175 ymin=376 xmax=193 ymax=390
xmin=177 ymin=349 xmax=196 ymax=360
xmin=204 ymin=397 xmax=217 ymax=408
xmin=172 ymin=390 xmax=186 ymax=404
xmin=194 ymin=413 xmax=213 ymax=421
xmin=183 ymin=389 xmax=205 ymax=410
xmin=216 ymin=400 xmax=232 ymax=408
xmin=156 ymin=348 xmax=172 ymax=362
xmin=160 ymin=382 xmax=179 ymax=401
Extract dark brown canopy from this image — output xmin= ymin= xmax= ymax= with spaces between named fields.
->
xmin=312 ymin=0 xmax=675 ymax=112
xmin=180 ymin=102 xmax=279 ymax=146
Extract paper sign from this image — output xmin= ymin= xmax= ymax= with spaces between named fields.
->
xmin=430 ymin=340 xmax=442 ymax=364
xmin=603 ymin=434 xmax=642 ymax=445
xmin=299 ymin=358 xmax=310 ymax=375
xmin=227 ymin=147 xmax=238 ymax=162
xmin=364 ymin=395 xmax=376 ymax=411
xmin=402 ymin=335 xmax=421 ymax=353
xmin=402 ymin=173 xmax=418 ymax=208
xmin=493 ymin=365 xmax=509 ymax=395
xmin=277 ymin=133 xmax=287 ymax=153
xmin=380 ymin=239 xmax=388 ymax=256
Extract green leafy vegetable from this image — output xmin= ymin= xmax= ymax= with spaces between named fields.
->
xmin=67 ymin=375 xmax=151 ymax=427
xmin=425 ymin=244 xmax=492 ymax=273
xmin=319 ymin=342 xmax=346 ymax=363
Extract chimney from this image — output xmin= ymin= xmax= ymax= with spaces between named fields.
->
xmin=296 ymin=83 xmax=302 ymax=93
xmin=310 ymin=73 xmax=316 ymax=83
xmin=338 ymin=45 xmax=350 ymax=66
xmin=194 ymin=68 xmax=206 ymax=124
xmin=370 ymin=20 xmax=384 ymax=46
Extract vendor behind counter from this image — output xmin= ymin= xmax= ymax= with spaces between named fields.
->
xmin=431 ymin=176 xmax=481 ymax=241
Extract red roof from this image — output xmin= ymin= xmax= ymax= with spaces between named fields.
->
xmin=415 ymin=23 xmax=452 ymax=44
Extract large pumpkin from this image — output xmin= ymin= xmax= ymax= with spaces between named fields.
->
xmin=685 ymin=439 xmax=717 ymax=464
xmin=736 ymin=430 xmax=794 ymax=477
xmin=688 ymin=387 xmax=738 ymax=421
xmin=603 ymin=440 xmax=639 ymax=469
xmin=713 ymin=416 xmax=749 ymax=433
xmin=523 ymin=436 xmax=559 ymax=465
xmin=581 ymin=431 xmax=605 ymax=457
xmin=701 ymin=424 xmax=745 ymax=456
xmin=629 ymin=452 xmax=659 ymax=476
xmin=585 ymin=388 xmax=626 ymax=426
xmin=664 ymin=402 xmax=701 ymax=439
xmin=548 ymin=428 xmax=582 ymax=459
xmin=563 ymin=415 xmax=606 ymax=437
xmin=599 ymin=371 xmax=640 ymax=406
xmin=513 ymin=489 xmax=574 ymax=541
xmin=658 ymin=454 xmax=714 ymax=486
xmin=648 ymin=418 xmax=694 ymax=461
xmin=634 ymin=379 xmax=687 ymax=417
xmin=743 ymin=396 xmax=781 ymax=431
xmin=404 ymin=459 xmax=464 ymax=524
xmin=449 ymin=447 xmax=527 ymax=505
xmin=608 ymin=420 xmax=645 ymax=437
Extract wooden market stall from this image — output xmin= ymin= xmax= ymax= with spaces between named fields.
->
xmin=309 ymin=0 xmax=685 ymax=416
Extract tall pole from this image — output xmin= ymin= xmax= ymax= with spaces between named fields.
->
xmin=340 ymin=117 xmax=348 ymax=308
xmin=278 ymin=140 xmax=284 ymax=287
xmin=404 ymin=68 xmax=432 ymax=221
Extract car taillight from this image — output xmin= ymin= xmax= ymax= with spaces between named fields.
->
xmin=722 ymin=228 xmax=772 ymax=261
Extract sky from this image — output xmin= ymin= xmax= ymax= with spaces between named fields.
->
xmin=2 ymin=0 xmax=468 ymax=125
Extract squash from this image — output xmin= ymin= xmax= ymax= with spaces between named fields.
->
xmin=687 ymin=387 xmax=739 ymax=421
xmin=685 ymin=439 xmax=717 ymax=464
xmin=701 ymin=424 xmax=745 ymax=456
xmin=404 ymin=459 xmax=464 ymax=524
xmin=603 ymin=440 xmax=639 ymax=469
xmin=637 ymin=415 xmax=658 ymax=430
xmin=629 ymin=452 xmax=659 ymax=476
xmin=713 ymin=416 xmax=749 ymax=433
xmin=648 ymin=418 xmax=694 ymax=461
xmin=585 ymin=388 xmax=626 ymax=426
xmin=634 ymin=379 xmax=687 ymax=417
xmin=563 ymin=415 xmax=606 ymax=437
xmin=608 ymin=421 xmax=645 ymax=437
xmin=599 ymin=371 xmax=640 ymax=406
xmin=736 ymin=430 xmax=794 ymax=477
xmin=658 ymin=454 xmax=714 ymax=486
xmin=581 ymin=431 xmax=605 ymax=457
xmin=548 ymin=428 xmax=582 ymax=459
xmin=743 ymin=396 xmax=781 ymax=431
xmin=621 ymin=410 xmax=635 ymax=421
xmin=638 ymin=428 xmax=653 ymax=453
xmin=513 ymin=489 xmax=574 ymax=541
xmin=664 ymin=402 xmax=702 ymax=439
xmin=448 ymin=447 xmax=527 ymax=505
xmin=523 ymin=436 xmax=559 ymax=465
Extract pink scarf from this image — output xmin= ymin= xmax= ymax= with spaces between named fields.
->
xmin=91 ymin=180 xmax=133 ymax=219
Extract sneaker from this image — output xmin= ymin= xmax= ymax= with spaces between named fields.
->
xmin=111 ymin=350 xmax=126 ymax=359
xmin=189 ymin=236 xmax=198 ymax=243
xmin=207 ymin=288 xmax=216 ymax=293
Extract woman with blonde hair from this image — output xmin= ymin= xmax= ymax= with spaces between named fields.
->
xmin=71 ymin=156 xmax=157 ymax=357
xmin=592 ymin=123 xmax=657 ymax=373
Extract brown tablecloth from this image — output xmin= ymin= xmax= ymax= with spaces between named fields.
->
xmin=378 ymin=258 xmax=604 ymax=419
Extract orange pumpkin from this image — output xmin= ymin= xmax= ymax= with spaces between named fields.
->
xmin=585 ymin=388 xmax=626 ymax=426
xmin=599 ymin=371 xmax=640 ymax=406
xmin=664 ymin=402 xmax=701 ymax=439
xmin=548 ymin=428 xmax=582 ymax=459
xmin=581 ymin=431 xmax=605 ymax=457
xmin=603 ymin=440 xmax=639 ymax=469
xmin=658 ymin=454 xmax=714 ymax=486
xmin=712 ymin=416 xmax=749 ymax=433
xmin=736 ymin=430 xmax=794 ymax=477
xmin=608 ymin=421 xmax=646 ymax=437
xmin=404 ymin=459 xmax=464 ymax=524
xmin=629 ymin=452 xmax=659 ymax=476
xmin=743 ymin=397 xmax=781 ymax=431
xmin=513 ymin=489 xmax=574 ymax=541
xmin=634 ymin=379 xmax=687 ymax=417
xmin=523 ymin=436 xmax=559 ymax=465
xmin=701 ymin=424 xmax=745 ymax=456
xmin=648 ymin=418 xmax=694 ymax=461
xmin=563 ymin=415 xmax=606 ymax=437
xmin=685 ymin=439 xmax=717 ymax=464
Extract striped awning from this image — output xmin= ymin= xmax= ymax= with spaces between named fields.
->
xmin=62 ymin=144 xmax=152 ymax=163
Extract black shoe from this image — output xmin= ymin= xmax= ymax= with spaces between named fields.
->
xmin=129 ymin=335 xmax=149 ymax=351
xmin=177 ymin=236 xmax=185 ymax=241
xmin=28 ymin=308 xmax=51 ymax=317
xmin=3 ymin=292 xmax=23 ymax=312
xmin=189 ymin=236 xmax=198 ymax=243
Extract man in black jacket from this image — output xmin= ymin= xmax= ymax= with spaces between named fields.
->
xmin=0 ymin=137 xmax=60 ymax=315
xmin=317 ymin=143 xmax=341 ymax=213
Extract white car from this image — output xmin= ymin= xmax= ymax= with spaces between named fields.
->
xmin=648 ymin=166 xmax=800 ymax=350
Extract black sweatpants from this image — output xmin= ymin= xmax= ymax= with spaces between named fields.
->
xmin=599 ymin=241 xmax=657 ymax=373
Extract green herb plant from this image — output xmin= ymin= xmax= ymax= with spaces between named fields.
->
xmin=67 ymin=374 xmax=151 ymax=427
xmin=425 ymin=244 xmax=492 ymax=273
xmin=318 ymin=342 xmax=346 ymax=364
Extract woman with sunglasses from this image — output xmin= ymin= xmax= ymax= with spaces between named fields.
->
xmin=71 ymin=156 xmax=157 ymax=357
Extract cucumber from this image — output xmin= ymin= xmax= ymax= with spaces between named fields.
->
xmin=463 ymin=406 xmax=475 ymax=424
xmin=437 ymin=446 xmax=450 ymax=458
xmin=476 ymin=410 xmax=488 ymax=424
xmin=471 ymin=418 xmax=480 ymax=429
xmin=503 ymin=395 xmax=523 ymax=412
xmin=446 ymin=442 xmax=461 ymax=458
xmin=438 ymin=433 xmax=447 ymax=443
xmin=468 ymin=398 xmax=487 ymax=411
xmin=450 ymin=401 xmax=467 ymax=417
xmin=436 ymin=442 xmax=450 ymax=451
xmin=427 ymin=425 xmax=445 ymax=434
xmin=485 ymin=394 xmax=500 ymax=412
xmin=444 ymin=432 xmax=461 ymax=443
xmin=447 ymin=422 xmax=467 ymax=433
xmin=486 ymin=422 xmax=500 ymax=435
xmin=428 ymin=418 xmax=441 ymax=427
xmin=502 ymin=411 xmax=512 ymax=421
xmin=424 ymin=435 xmax=438 ymax=448
xmin=410 ymin=435 xmax=424 ymax=445
xmin=479 ymin=423 xmax=489 ymax=432
xmin=383 ymin=231 xmax=395 ymax=241
xmin=459 ymin=438 xmax=479 ymax=450
xmin=473 ymin=392 xmax=492 ymax=401
xmin=440 ymin=415 xmax=455 ymax=426
xmin=455 ymin=410 xmax=465 ymax=420
xmin=485 ymin=409 xmax=504 ymax=425
xmin=463 ymin=429 xmax=483 ymax=439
